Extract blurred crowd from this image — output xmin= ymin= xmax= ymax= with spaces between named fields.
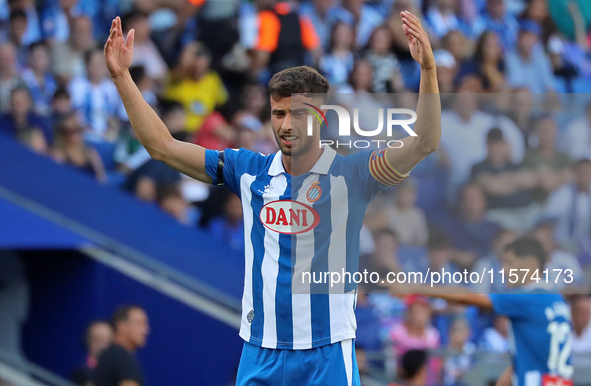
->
xmin=2 ymin=0 xmax=591 ymax=384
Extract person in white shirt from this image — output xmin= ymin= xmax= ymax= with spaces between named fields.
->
xmin=561 ymin=101 xmax=591 ymax=162
xmin=544 ymin=159 xmax=591 ymax=262
xmin=478 ymin=315 xmax=509 ymax=353
xmin=121 ymin=10 xmax=168 ymax=82
xmin=439 ymin=80 xmax=525 ymax=200
xmin=69 ymin=48 xmax=121 ymax=139
xmin=533 ymin=220 xmax=585 ymax=290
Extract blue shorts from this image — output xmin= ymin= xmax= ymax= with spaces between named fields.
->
xmin=236 ymin=339 xmax=361 ymax=386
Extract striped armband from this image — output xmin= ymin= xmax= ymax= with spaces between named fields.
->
xmin=369 ymin=149 xmax=409 ymax=186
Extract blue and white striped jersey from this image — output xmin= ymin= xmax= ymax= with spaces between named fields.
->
xmin=205 ymin=146 xmax=406 ymax=349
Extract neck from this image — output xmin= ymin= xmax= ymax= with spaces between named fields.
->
xmin=282 ymin=145 xmax=324 ymax=176
xmin=539 ymin=146 xmax=554 ymax=156
xmin=89 ymin=76 xmax=101 ymax=85
xmin=519 ymin=48 xmax=532 ymax=60
xmin=114 ymin=335 xmax=135 ymax=352
xmin=577 ymin=182 xmax=590 ymax=193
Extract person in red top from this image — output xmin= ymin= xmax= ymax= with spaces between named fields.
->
xmin=252 ymin=0 xmax=321 ymax=76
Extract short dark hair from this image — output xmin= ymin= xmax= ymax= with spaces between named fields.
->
xmin=427 ymin=229 xmax=451 ymax=250
xmin=129 ymin=65 xmax=147 ymax=84
xmin=399 ymin=349 xmax=428 ymax=380
xmin=268 ymin=66 xmax=330 ymax=100
xmin=53 ymin=85 xmax=70 ymax=101
xmin=121 ymin=9 xmax=148 ymax=31
xmin=156 ymin=184 xmax=183 ymax=205
xmin=504 ymin=237 xmax=547 ymax=269
xmin=158 ymin=99 xmax=185 ymax=118
xmin=486 ymin=127 xmax=503 ymax=142
xmin=9 ymin=9 xmax=27 ymax=22
xmin=111 ymin=305 xmax=144 ymax=330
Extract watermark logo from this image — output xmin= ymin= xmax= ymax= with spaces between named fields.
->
xmin=306 ymin=105 xmax=418 ymax=149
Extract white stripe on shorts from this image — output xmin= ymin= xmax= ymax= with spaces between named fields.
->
xmin=341 ymin=339 xmax=353 ymax=386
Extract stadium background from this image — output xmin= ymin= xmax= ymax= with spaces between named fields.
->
xmin=1 ymin=0 xmax=591 ymax=384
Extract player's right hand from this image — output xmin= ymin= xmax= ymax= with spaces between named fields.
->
xmin=104 ymin=16 xmax=134 ymax=79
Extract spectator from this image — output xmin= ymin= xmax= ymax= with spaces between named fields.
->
xmin=441 ymin=30 xmax=469 ymax=67
xmin=334 ymin=0 xmax=383 ymax=48
xmin=251 ymin=0 xmax=320 ymax=76
xmin=533 ymin=219 xmax=585 ymax=290
xmin=93 ymin=305 xmax=149 ymax=386
xmin=22 ymin=41 xmax=57 ymax=116
xmin=439 ymin=83 xmax=525 ymax=200
xmin=359 ymin=228 xmax=401 ymax=288
xmin=3 ymin=10 xmax=29 ymax=69
xmin=519 ymin=0 xmax=556 ymax=46
xmin=51 ymin=85 xmax=72 ymax=122
xmin=522 ymin=115 xmax=573 ymax=202
xmin=457 ymin=31 xmax=506 ymax=92
xmin=434 ymin=49 xmax=457 ymax=94
xmin=448 ymin=184 xmax=499 ymax=266
xmin=69 ymin=47 xmax=121 ymax=140
xmin=562 ymin=100 xmax=591 ymax=161
xmin=424 ymin=0 xmax=467 ymax=41
xmin=51 ymin=112 xmax=106 ymax=182
xmin=387 ymin=0 xmax=422 ymax=62
xmin=571 ymin=295 xmax=591 ymax=365
xmin=355 ymin=288 xmax=382 ymax=352
xmin=0 ymin=42 xmax=25 ymax=113
xmin=472 ymin=228 xmax=517 ymax=293
xmin=506 ymin=87 xmax=535 ymax=147
xmin=71 ymin=320 xmax=114 ymax=386
xmin=473 ymin=0 xmax=519 ymax=51
xmin=364 ymin=25 xmax=404 ymax=93
xmin=470 ymin=128 xmax=536 ymax=231
xmin=2 ymin=0 xmax=42 ymax=46
xmin=478 ymin=315 xmax=509 ymax=353
xmin=51 ymin=16 xmax=95 ymax=82
xmin=0 ymin=86 xmax=51 ymax=144
xmin=165 ymin=42 xmax=228 ymax=133
xmin=544 ymin=158 xmax=591 ymax=263
xmin=505 ymin=20 xmax=556 ymax=94
xmin=443 ymin=317 xmax=475 ymax=386
xmin=209 ymin=192 xmax=245 ymax=251
xmin=403 ymin=231 xmax=459 ymax=283
xmin=391 ymin=349 xmax=428 ymax=386
xmin=299 ymin=0 xmax=339 ymax=50
xmin=390 ymin=296 xmax=441 ymax=385
xmin=156 ymin=184 xmax=200 ymax=226
xmin=366 ymin=180 xmax=429 ymax=247
xmin=121 ymin=10 xmax=168 ymax=82
xmin=320 ymin=21 xmax=356 ymax=87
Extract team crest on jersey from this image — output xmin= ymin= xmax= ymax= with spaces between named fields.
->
xmin=306 ymin=182 xmax=322 ymax=203
xmin=260 ymin=200 xmax=320 ymax=234
xmin=247 ymin=310 xmax=255 ymax=323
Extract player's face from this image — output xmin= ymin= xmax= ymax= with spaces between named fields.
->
xmin=270 ymin=95 xmax=320 ymax=158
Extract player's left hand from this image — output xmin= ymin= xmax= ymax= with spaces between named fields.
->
xmin=401 ymin=11 xmax=435 ymax=71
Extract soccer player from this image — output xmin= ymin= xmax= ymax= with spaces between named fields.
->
xmin=104 ymin=11 xmax=440 ymax=385
xmin=390 ymin=237 xmax=574 ymax=386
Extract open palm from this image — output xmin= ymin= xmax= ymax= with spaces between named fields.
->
xmin=104 ymin=17 xmax=135 ymax=78
xmin=401 ymin=11 xmax=435 ymax=70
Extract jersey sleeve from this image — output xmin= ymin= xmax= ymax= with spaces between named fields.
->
xmin=204 ymin=148 xmax=242 ymax=196
xmin=489 ymin=293 xmax=531 ymax=320
xmin=342 ymin=149 xmax=409 ymax=202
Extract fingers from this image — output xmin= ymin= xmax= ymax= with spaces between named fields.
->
xmin=117 ymin=16 xmax=123 ymax=38
xmin=401 ymin=11 xmax=428 ymax=45
xmin=126 ymin=29 xmax=135 ymax=49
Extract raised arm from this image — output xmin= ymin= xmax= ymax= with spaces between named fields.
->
xmin=104 ymin=17 xmax=212 ymax=183
xmin=386 ymin=11 xmax=441 ymax=175
xmin=388 ymin=283 xmax=494 ymax=311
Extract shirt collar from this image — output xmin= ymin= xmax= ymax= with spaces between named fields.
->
xmin=268 ymin=146 xmax=337 ymax=176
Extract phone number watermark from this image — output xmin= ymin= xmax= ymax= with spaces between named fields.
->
xmin=301 ymin=268 xmax=575 ymax=288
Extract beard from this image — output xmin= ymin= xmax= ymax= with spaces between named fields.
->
xmin=273 ymin=129 xmax=317 ymax=158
